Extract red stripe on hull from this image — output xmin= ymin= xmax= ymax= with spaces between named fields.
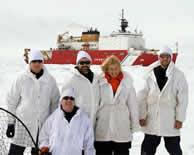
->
xmin=132 ymin=53 xmax=178 ymax=66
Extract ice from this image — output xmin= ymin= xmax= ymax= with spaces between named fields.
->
xmin=0 ymin=48 xmax=193 ymax=154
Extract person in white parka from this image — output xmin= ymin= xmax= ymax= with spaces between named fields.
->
xmin=138 ymin=46 xmax=189 ymax=155
xmin=6 ymin=50 xmax=60 ymax=155
xmin=61 ymin=51 xmax=100 ymax=127
xmin=39 ymin=89 xmax=95 ymax=155
xmin=95 ymin=55 xmax=140 ymax=155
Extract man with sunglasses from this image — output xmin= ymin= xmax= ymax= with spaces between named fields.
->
xmin=62 ymin=51 xmax=100 ymax=127
xmin=39 ymin=89 xmax=95 ymax=155
xmin=138 ymin=46 xmax=188 ymax=155
xmin=6 ymin=50 xmax=60 ymax=155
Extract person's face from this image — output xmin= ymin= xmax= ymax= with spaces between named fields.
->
xmin=77 ymin=57 xmax=91 ymax=74
xmin=61 ymin=96 xmax=75 ymax=112
xmin=159 ymin=53 xmax=171 ymax=69
xmin=107 ymin=64 xmax=120 ymax=78
xmin=30 ymin=60 xmax=43 ymax=73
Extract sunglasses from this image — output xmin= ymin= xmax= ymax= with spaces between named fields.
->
xmin=31 ymin=60 xmax=43 ymax=63
xmin=79 ymin=61 xmax=91 ymax=65
xmin=63 ymin=96 xmax=75 ymax=101
xmin=159 ymin=54 xmax=171 ymax=58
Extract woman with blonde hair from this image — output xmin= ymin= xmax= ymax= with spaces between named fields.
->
xmin=94 ymin=55 xmax=139 ymax=155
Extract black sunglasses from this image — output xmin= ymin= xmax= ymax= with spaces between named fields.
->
xmin=159 ymin=54 xmax=171 ymax=58
xmin=63 ymin=96 xmax=75 ymax=101
xmin=31 ymin=60 xmax=43 ymax=63
xmin=79 ymin=61 xmax=91 ymax=65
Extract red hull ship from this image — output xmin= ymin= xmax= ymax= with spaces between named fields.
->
xmin=24 ymin=10 xmax=178 ymax=66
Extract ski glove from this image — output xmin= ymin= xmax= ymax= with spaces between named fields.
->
xmin=6 ymin=124 xmax=15 ymax=138
xmin=40 ymin=147 xmax=52 ymax=155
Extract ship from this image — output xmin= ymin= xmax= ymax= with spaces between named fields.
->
xmin=24 ymin=9 xmax=178 ymax=66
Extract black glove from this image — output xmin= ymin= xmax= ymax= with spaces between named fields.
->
xmin=42 ymin=152 xmax=52 ymax=155
xmin=6 ymin=124 xmax=15 ymax=138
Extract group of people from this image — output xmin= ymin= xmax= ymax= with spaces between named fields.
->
xmin=5 ymin=46 xmax=188 ymax=155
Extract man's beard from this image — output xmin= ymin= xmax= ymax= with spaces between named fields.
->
xmin=79 ymin=66 xmax=90 ymax=74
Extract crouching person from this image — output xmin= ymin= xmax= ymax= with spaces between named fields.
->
xmin=39 ymin=89 xmax=95 ymax=155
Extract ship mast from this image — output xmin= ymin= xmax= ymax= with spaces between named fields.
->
xmin=120 ymin=9 xmax=128 ymax=32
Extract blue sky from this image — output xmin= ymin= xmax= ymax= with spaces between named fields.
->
xmin=0 ymin=0 xmax=193 ymax=51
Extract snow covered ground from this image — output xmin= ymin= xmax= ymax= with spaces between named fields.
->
xmin=0 ymin=48 xmax=193 ymax=154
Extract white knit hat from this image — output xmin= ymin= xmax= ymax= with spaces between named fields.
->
xmin=60 ymin=89 xmax=76 ymax=102
xmin=76 ymin=51 xmax=92 ymax=64
xmin=158 ymin=46 xmax=173 ymax=58
xmin=28 ymin=50 xmax=44 ymax=63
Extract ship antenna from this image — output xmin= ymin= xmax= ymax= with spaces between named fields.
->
xmin=120 ymin=9 xmax=128 ymax=32
xmin=176 ymin=41 xmax=179 ymax=53
xmin=122 ymin=9 xmax=124 ymax=20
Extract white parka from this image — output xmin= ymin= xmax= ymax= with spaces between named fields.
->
xmin=62 ymin=68 xmax=100 ymax=126
xmin=7 ymin=66 xmax=60 ymax=147
xmin=39 ymin=107 xmax=95 ymax=155
xmin=95 ymin=71 xmax=140 ymax=142
xmin=138 ymin=61 xmax=188 ymax=136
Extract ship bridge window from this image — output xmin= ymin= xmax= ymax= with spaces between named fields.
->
xmin=119 ymin=52 xmax=124 ymax=55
